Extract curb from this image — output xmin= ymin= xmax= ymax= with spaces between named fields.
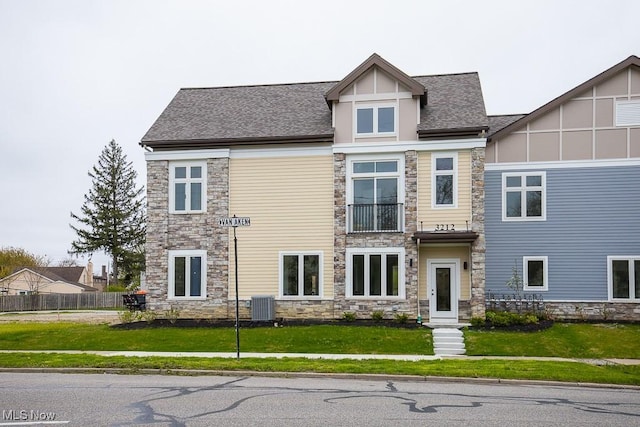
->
xmin=0 ymin=367 xmax=638 ymax=391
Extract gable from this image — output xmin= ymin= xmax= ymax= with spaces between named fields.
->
xmin=488 ymin=56 xmax=640 ymax=163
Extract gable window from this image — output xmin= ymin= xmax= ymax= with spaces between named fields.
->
xmin=502 ymin=172 xmax=546 ymax=221
xmin=348 ymin=156 xmax=404 ymax=233
xmin=433 ymin=153 xmax=457 ymax=208
xmin=170 ymin=161 xmax=206 ymax=213
xmin=523 ymin=256 xmax=548 ymax=291
xmin=356 ymin=105 xmax=395 ymax=136
xmin=608 ymin=256 xmax=640 ymax=300
xmin=168 ymin=250 xmax=206 ymax=299
xmin=280 ymin=252 xmax=322 ymax=297
xmin=347 ymin=248 xmax=405 ymax=298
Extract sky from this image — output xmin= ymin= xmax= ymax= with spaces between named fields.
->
xmin=1 ymin=0 xmax=639 ymax=271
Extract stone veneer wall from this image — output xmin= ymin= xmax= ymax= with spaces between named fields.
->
xmin=332 ymin=151 xmax=420 ymax=320
xmin=470 ymin=147 xmax=486 ymax=319
xmin=145 ymin=158 xmax=230 ymax=318
xmin=543 ymin=302 xmax=640 ymax=322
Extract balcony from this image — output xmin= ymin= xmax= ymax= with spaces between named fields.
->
xmin=348 ymin=203 xmax=404 ymax=233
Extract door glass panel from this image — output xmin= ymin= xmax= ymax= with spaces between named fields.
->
xmin=435 ymin=267 xmax=451 ymax=311
xmin=353 ymin=179 xmax=374 ymax=231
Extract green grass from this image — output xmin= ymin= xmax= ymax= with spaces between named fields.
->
xmin=0 ymin=323 xmax=432 ymax=354
xmin=465 ymin=323 xmax=640 ymax=358
xmin=0 ymin=353 xmax=638 ymax=385
xmin=1 ymin=322 xmax=639 ymax=385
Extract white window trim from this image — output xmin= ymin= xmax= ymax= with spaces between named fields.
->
xmin=168 ymin=249 xmax=207 ymax=300
xmin=431 ymin=152 xmax=458 ymax=209
xmin=523 ymin=256 xmax=548 ymax=291
xmin=345 ymin=247 xmax=405 ymax=299
xmin=607 ymin=256 xmax=640 ymax=301
xmin=278 ymin=251 xmax=323 ymax=299
xmin=501 ymin=171 xmax=546 ymax=222
xmin=346 ymin=154 xmax=405 ymax=233
xmin=354 ymin=103 xmax=398 ymax=137
xmin=169 ymin=160 xmax=207 ymax=214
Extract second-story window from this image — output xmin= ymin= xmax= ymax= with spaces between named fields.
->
xmin=433 ymin=153 xmax=457 ymax=208
xmin=356 ymin=105 xmax=396 ymax=136
xmin=348 ymin=156 xmax=404 ymax=233
xmin=169 ymin=161 xmax=206 ymax=214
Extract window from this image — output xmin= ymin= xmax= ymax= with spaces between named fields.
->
xmin=169 ymin=161 xmax=206 ymax=213
xmin=432 ymin=153 xmax=457 ymax=208
xmin=356 ymin=105 xmax=396 ymax=136
xmin=348 ymin=156 xmax=403 ymax=232
xmin=502 ymin=172 xmax=546 ymax=221
xmin=168 ymin=250 xmax=206 ymax=299
xmin=280 ymin=252 xmax=322 ymax=297
xmin=523 ymin=256 xmax=548 ymax=291
xmin=347 ymin=248 xmax=405 ymax=298
xmin=608 ymin=256 xmax=640 ymax=300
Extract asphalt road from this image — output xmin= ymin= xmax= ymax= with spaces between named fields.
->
xmin=0 ymin=373 xmax=638 ymax=426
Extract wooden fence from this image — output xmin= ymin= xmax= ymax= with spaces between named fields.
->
xmin=0 ymin=292 xmax=127 ymax=312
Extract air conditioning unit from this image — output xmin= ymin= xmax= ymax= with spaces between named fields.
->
xmin=251 ymin=295 xmax=275 ymax=321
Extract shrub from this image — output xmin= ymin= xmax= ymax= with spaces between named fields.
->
xmin=470 ymin=316 xmax=485 ymax=328
xmin=485 ymin=310 xmax=539 ymax=327
xmin=117 ymin=310 xmax=139 ymax=324
xmin=140 ymin=310 xmax=157 ymax=324
xmin=342 ymin=312 xmax=356 ymax=322
xmin=371 ymin=310 xmax=384 ymax=322
xmin=394 ymin=312 xmax=409 ymax=324
xmin=165 ymin=306 xmax=181 ymax=324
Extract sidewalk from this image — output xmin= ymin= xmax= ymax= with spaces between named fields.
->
xmin=0 ymin=349 xmax=638 ymax=366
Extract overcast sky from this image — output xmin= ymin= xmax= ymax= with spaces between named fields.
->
xmin=1 ymin=0 xmax=639 ymax=271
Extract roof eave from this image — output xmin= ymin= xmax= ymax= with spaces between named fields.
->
xmin=489 ymin=55 xmax=640 ymax=141
xmin=418 ymin=126 xmax=489 ymax=140
xmin=141 ymin=133 xmax=335 ymax=150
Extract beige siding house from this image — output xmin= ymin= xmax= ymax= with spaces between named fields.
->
xmin=0 ymin=265 xmax=98 ymax=295
xmin=141 ymin=53 xmax=488 ymax=324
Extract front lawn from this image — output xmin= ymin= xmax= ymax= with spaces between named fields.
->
xmin=0 ymin=323 xmax=432 ymax=355
xmin=465 ymin=322 xmax=640 ymax=359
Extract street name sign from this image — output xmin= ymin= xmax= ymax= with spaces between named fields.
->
xmin=218 ymin=217 xmax=251 ymax=227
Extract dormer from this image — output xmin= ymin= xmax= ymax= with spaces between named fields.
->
xmin=326 ymin=54 xmax=426 ymax=144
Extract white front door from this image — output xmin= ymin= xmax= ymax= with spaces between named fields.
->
xmin=428 ymin=260 xmax=459 ymax=323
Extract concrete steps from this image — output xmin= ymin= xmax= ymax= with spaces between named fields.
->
xmin=432 ymin=327 xmax=466 ymax=355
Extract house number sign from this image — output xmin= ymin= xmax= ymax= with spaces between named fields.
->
xmin=434 ymin=224 xmax=455 ymax=231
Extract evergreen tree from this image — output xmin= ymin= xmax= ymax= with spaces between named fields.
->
xmin=70 ymin=140 xmax=146 ymax=285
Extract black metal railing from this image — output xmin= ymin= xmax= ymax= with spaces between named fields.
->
xmin=348 ymin=203 xmax=403 ymax=233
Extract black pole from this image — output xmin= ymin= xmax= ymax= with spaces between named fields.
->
xmin=234 ymin=223 xmax=240 ymax=360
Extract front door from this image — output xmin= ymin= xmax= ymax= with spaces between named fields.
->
xmin=428 ymin=260 xmax=459 ymax=323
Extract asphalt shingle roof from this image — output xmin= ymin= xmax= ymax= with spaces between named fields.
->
xmin=141 ymin=72 xmax=488 ymax=145
xmin=487 ymin=114 xmax=526 ymax=137
xmin=414 ymin=73 xmax=488 ymax=132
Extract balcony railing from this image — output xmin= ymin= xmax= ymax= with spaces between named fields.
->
xmin=348 ymin=203 xmax=404 ymax=233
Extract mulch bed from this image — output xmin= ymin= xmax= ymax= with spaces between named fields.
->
xmin=111 ymin=318 xmax=423 ymax=330
xmin=470 ymin=319 xmax=554 ymax=332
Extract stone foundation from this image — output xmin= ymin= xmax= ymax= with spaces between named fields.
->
xmin=543 ymin=302 xmax=640 ymax=322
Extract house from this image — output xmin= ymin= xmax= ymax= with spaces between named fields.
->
xmin=141 ymin=53 xmax=640 ymax=322
xmin=485 ymin=55 xmax=640 ymax=321
xmin=0 ymin=264 xmax=98 ymax=295
xmin=141 ymin=53 xmax=487 ymax=324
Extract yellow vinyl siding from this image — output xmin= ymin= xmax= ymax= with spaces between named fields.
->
xmin=418 ymin=245 xmax=471 ymax=300
xmin=228 ymin=155 xmax=334 ymax=299
xmin=417 ymin=151 xmax=472 ymax=229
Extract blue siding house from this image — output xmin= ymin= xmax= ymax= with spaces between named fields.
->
xmin=486 ymin=56 xmax=640 ymax=320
